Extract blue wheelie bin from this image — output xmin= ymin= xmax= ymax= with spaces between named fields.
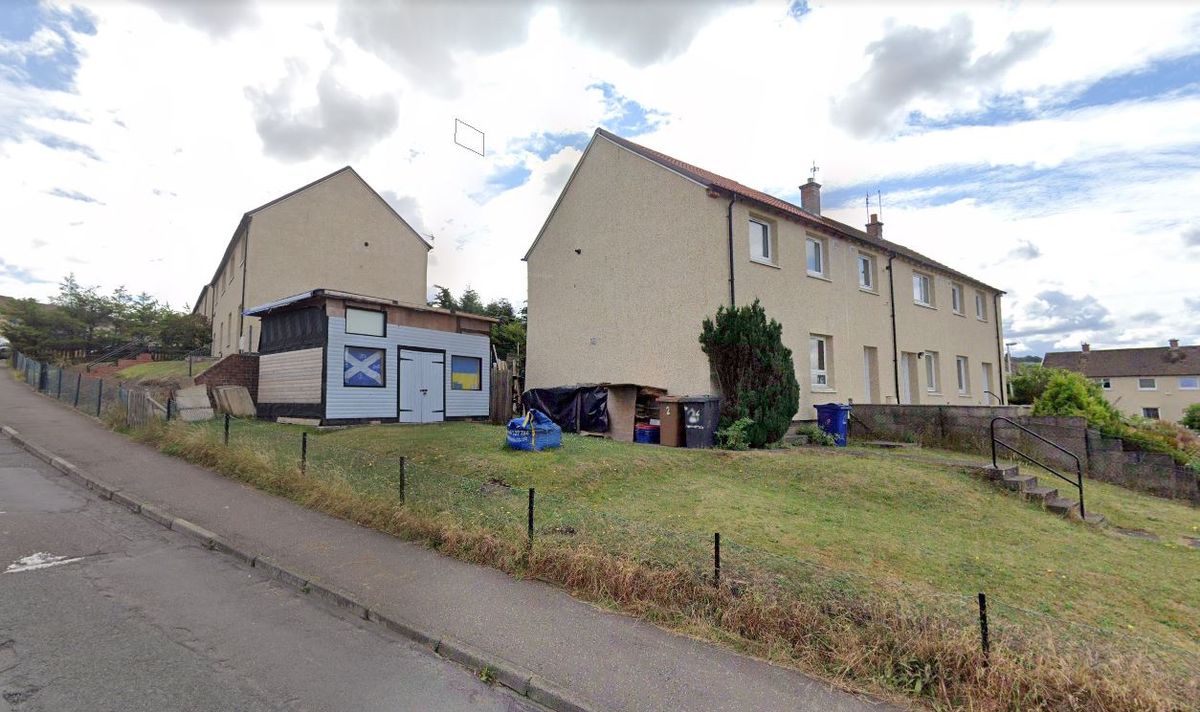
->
xmin=814 ymin=403 xmax=851 ymax=447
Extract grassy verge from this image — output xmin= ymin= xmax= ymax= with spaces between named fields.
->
xmin=124 ymin=418 xmax=1196 ymax=710
xmin=116 ymin=359 xmax=213 ymax=382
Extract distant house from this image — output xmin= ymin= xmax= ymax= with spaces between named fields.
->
xmin=1044 ymin=340 xmax=1200 ymax=423
xmin=524 ymin=129 xmax=1008 ymax=419
xmin=193 ymin=167 xmax=431 ymax=357
xmin=245 ymin=289 xmax=494 ymax=424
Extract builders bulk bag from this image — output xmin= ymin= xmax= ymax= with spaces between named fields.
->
xmin=506 ymin=409 xmax=562 ymax=451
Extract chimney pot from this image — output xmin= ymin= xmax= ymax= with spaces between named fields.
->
xmin=800 ymin=179 xmax=821 ymax=215
xmin=866 ymin=213 xmax=883 ymax=239
xmin=1081 ymin=343 xmax=1090 ymax=352
xmin=1169 ymin=338 xmax=1180 ymax=349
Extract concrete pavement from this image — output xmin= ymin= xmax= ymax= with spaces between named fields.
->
xmin=0 ymin=437 xmax=539 ymax=712
xmin=0 ymin=366 xmax=898 ymax=712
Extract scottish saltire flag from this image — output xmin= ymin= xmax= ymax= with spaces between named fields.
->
xmin=344 ymin=347 xmax=384 ymax=387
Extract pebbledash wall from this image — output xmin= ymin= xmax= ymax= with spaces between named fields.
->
xmin=850 ymin=404 xmax=1199 ymax=504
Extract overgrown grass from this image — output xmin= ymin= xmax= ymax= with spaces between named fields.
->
xmin=116 ymin=359 xmax=212 ymax=382
xmin=121 ymin=418 xmax=1198 ymax=710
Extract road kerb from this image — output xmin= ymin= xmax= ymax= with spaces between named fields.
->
xmin=2 ymin=423 xmax=604 ymax=712
xmin=438 ymin=638 xmax=532 ymax=697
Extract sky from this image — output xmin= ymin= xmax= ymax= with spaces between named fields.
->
xmin=1 ymin=0 xmax=1198 ymax=357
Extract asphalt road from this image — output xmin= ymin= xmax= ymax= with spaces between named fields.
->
xmin=0 ymin=437 xmax=541 ymax=712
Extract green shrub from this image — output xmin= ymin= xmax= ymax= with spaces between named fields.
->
xmin=715 ymin=417 xmax=754 ymax=451
xmin=1182 ymin=403 xmax=1200 ymax=431
xmin=794 ymin=424 xmax=837 ymax=447
xmin=1008 ymin=365 xmax=1056 ymax=405
xmin=1031 ymin=370 xmax=1122 ymax=432
xmin=700 ymin=300 xmax=800 ymax=448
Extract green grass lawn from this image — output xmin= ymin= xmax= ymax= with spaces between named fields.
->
xmin=116 ymin=359 xmax=212 ymax=382
xmin=203 ymin=419 xmax=1200 ymax=662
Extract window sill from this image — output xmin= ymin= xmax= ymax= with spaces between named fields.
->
xmin=858 ymin=286 xmax=879 ymax=295
xmin=926 ymin=391 xmax=942 ymax=396
xmin=976 ymin=317 xmax=988 ymax=323
xmin=750 ymin=258 xmax=780 ymax=269
xmin=952 ymin=310 xmax=965 ymax=317
xmin=914 ymin=302 xmax=937 ymax=310
xmin=807 ymin=272 xmax=831 ymax=282
xmin=810 ymin=387 xmax=837 ymax=393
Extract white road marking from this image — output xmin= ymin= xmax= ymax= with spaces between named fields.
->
xmin=5 ymin=552 xmax=85 ymax=573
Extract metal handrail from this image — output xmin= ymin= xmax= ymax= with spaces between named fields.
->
xmin=983 ymin=390 xmax=1001 ymax=404
xmin=990 ymin=416 xmax=1085 ymax=519
xmin=84 ymin=339 xmax=145 ymax=372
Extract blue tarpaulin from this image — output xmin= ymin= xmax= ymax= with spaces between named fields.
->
xmin=506 ymin=409 xmax=562 ymax=451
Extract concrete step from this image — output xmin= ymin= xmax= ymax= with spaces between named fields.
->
xmin=1045 ymin=497 xmax=1081 ymax=517
xmin=1084 ymin=513 xmax=1107 ymax=526
xmin=1023 ymin=485 xmax=1058 ymax=503
xmin=982 ymin=465 xmax=1018 ymax=481
xmin=1002 ymin=474 xmax=1037 ymax=492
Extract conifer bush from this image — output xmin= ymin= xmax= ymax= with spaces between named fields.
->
xmin=700 ymin=300 xmax=799 ymax=448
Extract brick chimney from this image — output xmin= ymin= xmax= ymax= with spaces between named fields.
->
xmin=866 ymin=213 xmax=883 ymax=239
xmin=1169 ymin=338 xmax=1179 ymax=349
xmin=800 ymin=178 xmax=821 ymax=215
xmin=1081 ymin=343 xmax=1090 ymax=352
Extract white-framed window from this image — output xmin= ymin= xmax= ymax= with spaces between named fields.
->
xmin=975 ymin=291 xmax=987 ymax=321
xmin=1179 ymin=377 xmax=1199 ymax=390
xmin=749 ymin=218 xmax=772 ymax=264
xmin=1138 ymin=377 xmax=1157 ymax=390
xmin=810 ymin=335 xmax=830 ymax=388
xmin=346 ymin=307 xmax=386 ymax=337
xmin=924 ymin=351 xmax=939 ymax=392
xmin=806 ymin=236 xmax=825 ymax=276
xmin=1142 ymin=407 xmax=1160 ymax=420
xmin=913 ymin=272 xmax=933 ymax=307
xmin=1098 ymin=378 xmax=1112 ymax=390
xmin=956 ymin=355 xmax=970 ymax=394
xmin=951 ymin=283 xmax=964 ymax=314
xmin=857 ymin=253 xmax=876 ymax=290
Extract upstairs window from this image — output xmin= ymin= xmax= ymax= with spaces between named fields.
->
xmin=749 ymin=218 xmax=772 ymax=264
xmin=806 ymin=237 xmax=825 ymax=276
xmin=346 ymin=307 xmax=386 ymax=337
xmin=1138 ymin=378 xmax=1157 ymax=390
xmin=810 ymin=335 xmax=830 ymax=387
xmin=913 ymin=273 xmax=933 ymax=307
xmin=857 ymin=253 xmax=875 ymax=290
xmin=975 ymin=291 xmax=988 ymax=320
xmin=1098 ymin=378 xmax=1112 ymax=390
xmin=1178 ymin=376 xmax=1199 ymax=390
xmin=951 ymin=283 xmax=964 ymax=314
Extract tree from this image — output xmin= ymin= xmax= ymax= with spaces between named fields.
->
xmin=0 ymin=298 xmax=82 ymax=360
xmin=458 ymin=287 xmax=484 ymax=315
xmin=1008 ymin=365 xmax=1056 ymax=405
xmin=1031 ymin=370 xmax=1121 ymax=433
xmin=1183 ymin=403 xmax=1200 ymax=431
xmin=429 ymin=285 xmax=457 ymax=311
xmin=699 ymin=300 xmax=799 ymax=448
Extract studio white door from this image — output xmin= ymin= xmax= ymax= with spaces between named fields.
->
xmin=399 ymin=349 xmax=445 ymax=423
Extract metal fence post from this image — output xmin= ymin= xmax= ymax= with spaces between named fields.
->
xmin=224 ymin=414 xmax=230 ymax=445
xmin=301 ymin=433 xmax=308 ymax=473
xmin=527 ymin=488 xmax=535 ymax=551
xmin=714 ymin=532 xmax=721 ymax=588
xmin=73 ymin=373 xmax=81 ymax=407
xmin=166 ymin=397 xmax=173 ymax=421
xmin=398 ymin=455 xmax=406 ymax=503
xmin=96 ymin=380 xmax=103 ymax=417
xmin=57 ymin=368 xmax=63 ymax=398
xmin=978 ymin=592 xmax=990 ymax=664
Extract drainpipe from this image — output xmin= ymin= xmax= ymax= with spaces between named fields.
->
xmin=993 ymin=292 xmax=1005 ymax=405
xmin=887 ymin=254 xmax=900 ymax=403
xmin=238 ymin=220 xmax=250 ymax=352
xmin=725 ymin=195 xmax=736 ymax=307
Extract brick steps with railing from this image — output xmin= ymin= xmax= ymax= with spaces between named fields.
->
xmin=983 ymin=464 xmax=1105 ymax=525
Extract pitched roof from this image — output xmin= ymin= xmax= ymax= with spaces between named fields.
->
xmin=243 ymin=288 xmax=499 ymax=323
xmin=1043 ymin=344 xmax=1200 ymax=378
xmin=559 ymin=128 xmax=1001 ymax=293
xmin=194 ymin=166 xmax=430 ymax=312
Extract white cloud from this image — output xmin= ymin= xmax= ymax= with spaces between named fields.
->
xmin=1 ymin=0 xmax=1198 ymax=353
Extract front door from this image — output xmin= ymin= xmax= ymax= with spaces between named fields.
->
xmin=399 ymin=348 xmax=445 ymax=423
